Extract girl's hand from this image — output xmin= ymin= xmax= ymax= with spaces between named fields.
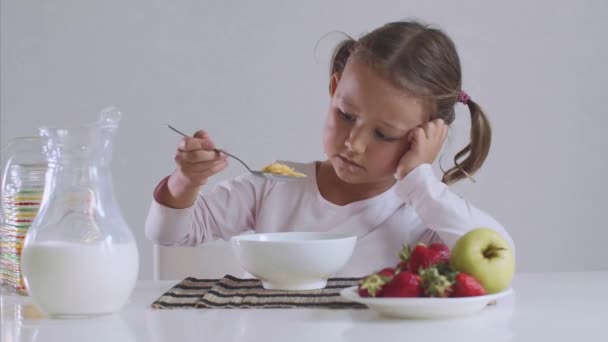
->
xmin=172 ymin=130 xmax=228 ymax=187
xmin=156 ymin=130 xmax=228 ymax=209
xmin=395 ymin=119 xmax=448 ymax=180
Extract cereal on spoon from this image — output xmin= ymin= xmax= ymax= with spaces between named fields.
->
xmin=260 ymin=162 xmax=306 ymax=178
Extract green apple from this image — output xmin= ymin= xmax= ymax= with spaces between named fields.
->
xmin=451 ymin=228 xmax=515 ymax=294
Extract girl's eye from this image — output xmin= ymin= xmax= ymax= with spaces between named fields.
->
xmin=338 ymin=110 xmax=355 ymax=122
xmin=375 ymin=130 xmax=398 ymax=142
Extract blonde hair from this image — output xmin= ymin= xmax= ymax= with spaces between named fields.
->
xmin=329 ymin=21 xmax=491 ymax=185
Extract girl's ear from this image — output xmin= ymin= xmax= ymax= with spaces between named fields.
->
xmin=329 ymin=72 xmax=341 ymax=97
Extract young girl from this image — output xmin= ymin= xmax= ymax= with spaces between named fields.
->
xmin=145 ymin=21 xmax=514 ymax=277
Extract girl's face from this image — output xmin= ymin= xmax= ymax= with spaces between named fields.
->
xmin=323 ymin=57 xmax=429 ymax=184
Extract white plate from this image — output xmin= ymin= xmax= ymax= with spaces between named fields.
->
xmin=340 ymin=286 xmax=514 ymax=319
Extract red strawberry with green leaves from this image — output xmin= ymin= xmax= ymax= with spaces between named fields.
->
xmin=381 ymin=271 xmax=422 ymax=297
xmin=429 ymin=243 xmax=451 ymax=263
xmin=419 ymin=266 xmax=455 ymax=297
xmin=396 ymin=261 xmax=408 ymax=273
xmin=358 ymin=273 xmax=391 ymax=297
xmin=396 ymin=244 xmax=412 ymax=272
xmin=451 ymin=273 xmax=487 ymax=297
xmin=377 ymin=267 xmax=395 ymax=278
xmin=408 ymin=243 xmax=444 ymax=274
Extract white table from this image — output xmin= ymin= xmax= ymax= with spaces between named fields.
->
xmin=1 ymin=272 xmax=606 ymax=342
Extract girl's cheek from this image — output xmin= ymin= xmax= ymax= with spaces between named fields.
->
xmin=372 ymin=146 xmax=403 ymax=169
xmin=326 ymin=116 xmax=347 ymax=140
xmin=323 ymin=116 xmax=340 ymax=150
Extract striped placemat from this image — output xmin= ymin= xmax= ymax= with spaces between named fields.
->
xmin=151 ymin=275 xmax=367 ymax=309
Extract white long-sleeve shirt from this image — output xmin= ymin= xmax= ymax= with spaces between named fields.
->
xmin=145 ymin=162 xmax=514 ymax=277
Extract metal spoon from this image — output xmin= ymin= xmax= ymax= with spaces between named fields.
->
xmin=166 ymin=124 xmax=303 ymax=182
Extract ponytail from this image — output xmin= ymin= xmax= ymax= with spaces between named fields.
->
xmin=442 ymin=100 xmax=492 ymax=185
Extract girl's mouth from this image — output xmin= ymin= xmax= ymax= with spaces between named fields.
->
xmin=337 ymin=155 xmax=364 ymax=169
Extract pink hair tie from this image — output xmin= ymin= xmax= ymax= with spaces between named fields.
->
xmin=458 ymin=91 xmax=471 ymax=104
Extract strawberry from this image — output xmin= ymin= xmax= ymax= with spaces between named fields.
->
xmin=358 ymin=273 xmax=391 ymax=297
xmin=398 ymin=244 xmax=412 ymax=262
xmin=396 ymin=261 xmax=409 ymax=272
xmin=428 ymin=243 xmax=451 ymax=263
xmin=396 ymin=244 xmax=412 ymax=272
xmin=408 ymin=243 xmax=444 ymax=274
xmin=382 ymin=271 xmax=422 ymax=297
xmin=419 ymin=266 xmax=454 ymax=297
xmin=377 ymin=267 xmax=396 ymax=278
xmin=451 ymin=273 xmax=487 ymax=297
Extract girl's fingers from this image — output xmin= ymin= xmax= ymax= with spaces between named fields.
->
xmin=408 ymin=127 xmax=426 ymax=144
xmin=192 ymin=130 xmax=208 ymax=139
xmin=176 ymin=149 xmax=222 ymax=163
xmin=184 ymin=156 xmax=225 ymax=168
xmin=439 ymin=122 xmax=448 ymax=142
xmin=184 ymin=160 xmax=228 ymax=176
xmin=423 ymin=119 xmax=447 ymax=143
xmin=177 ymin=135 xmax=217 ymax=152
xmin=179 ymin=161 xmax=227 ymax=177
xmin=198 ymin=160 xmax=229 ymax=178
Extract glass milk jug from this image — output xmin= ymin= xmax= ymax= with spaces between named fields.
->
xmin=20 ymin=108 xmax=139 ymax=317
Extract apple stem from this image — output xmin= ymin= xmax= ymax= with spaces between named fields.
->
xmin=483 ymin=246 xmax=506 ymax=259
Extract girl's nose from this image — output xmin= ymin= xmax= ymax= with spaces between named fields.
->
xmin=345 ymin=126 xmax=367 ymax=154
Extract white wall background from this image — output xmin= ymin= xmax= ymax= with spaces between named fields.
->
xmin=1 ymin=0 xmax=607 ymax=280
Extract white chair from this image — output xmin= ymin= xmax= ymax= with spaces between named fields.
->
xmin=156 ymin=240 xmax=245 ymax=280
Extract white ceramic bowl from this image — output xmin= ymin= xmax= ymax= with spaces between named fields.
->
xmin=230 ymin=232 xmax=357 ymax=290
